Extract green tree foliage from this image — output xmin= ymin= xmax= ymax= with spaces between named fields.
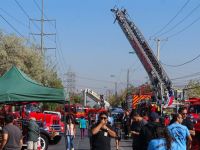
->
xmin=0 ymin=31 xmax=63 ymax=88
xmin=0 ymin=31 xmax=63 ymax=111
xmin=108 ymin=89 xmax=128 ymax=107
xmin=107 ymin=84 xmax=152 ymax=107
xmin=185 ymin=80 xmax=200 ymax=98
xmin=69 ymin=92 xmax=82 ymax=104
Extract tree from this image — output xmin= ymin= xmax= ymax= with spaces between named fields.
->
xmin=185 ymin=80 xmax=200 ymax=98
xmin=108 ymin=89 xmax=127 ymax=107
xmin=0 ymin=31 xmax=63 ymax=111
xmin=69 ymin=92 xmax=82 ymax=104
xmin=0 ymin=31 xmax=63 ymax=88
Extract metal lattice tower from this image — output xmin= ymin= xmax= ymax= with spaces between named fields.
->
xmin=66 ymin=69 xmax=76 ymax=93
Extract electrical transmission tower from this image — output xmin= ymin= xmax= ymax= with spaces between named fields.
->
xmin=29 ymin=0 xmax=56 ymax=57
xmin=66 ymin=69 xmax=76 ymax=94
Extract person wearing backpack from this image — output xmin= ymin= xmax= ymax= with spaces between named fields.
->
xmin=137 ymin=112 xmax=162 ymax=150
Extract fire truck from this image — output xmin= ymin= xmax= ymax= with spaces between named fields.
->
xmin=65 ymin=103 xmax=85 ymax=122
xmin=111 ymin=8 xmax=200 ymax=149
xmin=184 ymin=98 xmax=200 ymax=149
xmin=111 ymin=8 xmax=174 ymax=107
xmin=0 ymin=103 xmax=63 ymax=150
xmin=82 ymin=88 xmax=110 ymax=109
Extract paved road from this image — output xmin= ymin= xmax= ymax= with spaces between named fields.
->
xmin=48 ymin=129 xmax=132 ymax=150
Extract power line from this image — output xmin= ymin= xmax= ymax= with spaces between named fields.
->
xmin=158 ymin=2 xmax=200 ymax=37
xmin=14 ymin=0 xmax=40 ymax=31
xmin=76 ymin=75 xmax=114 ymax=84
xmin=172 ymin=72 xmax=200 ymax=80
xmin=14 ymin=0 xmax=30 ymax=18
xmin=32 ymin=0 xmax=67 ymax=73
xmin=0 ymin=7 xmax=38 ymax=43
xmin=32 ymin=0 xmax=56 ymax=30
xmin=167 ymin=15 xmax=200 ymax=39
xmin=173 ymin=77 xmax=200 ymax=86
xmin=73 ymin=84 xmax=106 ymax=90
xmin=0 ymin=14 xmax=25 ymax=38
xmin=151 ymin=0 xmax=191 ymax=37
xmin=0 ymin=7 xmax=27 ymax=28
xmin=161 ymin=53 xmax=200 ymax=67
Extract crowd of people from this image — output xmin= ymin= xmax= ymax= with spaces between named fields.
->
xmin=0 ymin=106 xmax=196 ymax=150
xmin=0 ymin=114 xmax=40 ymax=150
xmin=126 ymin=106 xmax=195 ymax=150
xmin=84 ymin=106 xmax=196 ymax=150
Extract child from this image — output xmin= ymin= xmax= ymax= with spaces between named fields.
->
xmin=114 ymin=122 xmax=122 ymax=150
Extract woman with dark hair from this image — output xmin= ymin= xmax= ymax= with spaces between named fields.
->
xmin=147 ymin=126 xmax=173 ymax=150
xmin=66 ymin=115 xmax=76 ymax=150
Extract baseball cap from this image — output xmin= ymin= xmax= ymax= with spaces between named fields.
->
xmin=149 ymin=112 xmax=160 ymax=121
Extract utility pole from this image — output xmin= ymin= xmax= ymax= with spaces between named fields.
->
xmin=41 ymin=0 xmax=44 ymax=56
xmin=115 ymin=82 xmax=117 ymax=101
xmin=156 ymin=39 xmax=160 ymax=61
xmin=30 ymin=0 xmax=56 ymax=58
xmin=155 ymin=38 xmax=168 ymax=61
xmin=127 ymin=69 xmax=129 ymax=92
xmin=126 ymin=69 xmax=130 ymax=108
xmin=155 ymin=38 xmax=167 ymax=116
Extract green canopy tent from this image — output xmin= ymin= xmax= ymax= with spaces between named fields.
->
xmin=0 ymin=66 xmax=66 ymax=104
xmin=0 ymin=66 xmax=68 ymax=149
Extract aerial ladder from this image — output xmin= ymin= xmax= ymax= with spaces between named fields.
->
xmin=111 ymin=8 xmax=174 ymax=105
xmin=82 ymin=88 xmax=110 ymax=109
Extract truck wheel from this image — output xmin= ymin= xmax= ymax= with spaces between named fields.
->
xmin=51 ymin=136 xmax=62 ymax=145
xmin=40 ymin=134 xmax=49 ymax=150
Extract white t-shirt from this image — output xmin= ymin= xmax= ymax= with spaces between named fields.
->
xmin=66 ymin=123 xmax=75 ymax=136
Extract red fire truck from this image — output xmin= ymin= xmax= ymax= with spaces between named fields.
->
xmin=65 ymin=103 xmax=86 ymax=122
xmin=0 ymin=103 xmax=63 ymax=150
xmin=185 ymin=98 xmax=200 ymax=149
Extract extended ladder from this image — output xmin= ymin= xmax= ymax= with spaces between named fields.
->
xmin=111 ymin=8 xmax=173 ymax=102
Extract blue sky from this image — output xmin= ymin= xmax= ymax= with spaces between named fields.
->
xmin=1 ymin=0 xmax=200 ymax=96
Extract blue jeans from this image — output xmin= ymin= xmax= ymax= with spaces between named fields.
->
xmin=66 ymin=135 xmax=74 ymax=149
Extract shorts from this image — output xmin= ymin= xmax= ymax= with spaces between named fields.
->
xmin=27 ymin=141 xmax=38 ymax=150
xmin=115 ymin=136 xmax=121 ymax=141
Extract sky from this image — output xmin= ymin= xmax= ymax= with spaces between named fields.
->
xmin=1 ymin=0 xmax=200 ymax=98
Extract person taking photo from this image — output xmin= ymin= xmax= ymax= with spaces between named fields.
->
xmin=91 ymin=112 xmax=116 ymax=150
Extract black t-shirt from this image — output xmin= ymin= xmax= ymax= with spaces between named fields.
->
xmin=131 ymin=119 xmax=147 ymax=149
xmin=138 ymin=122 xmax=162 ymax=150
xmin=182 ymin=118 xmax=194 ymax=130
xmin=123 ymin=115 xmax=130 ymax=125
xmin=91 ymin=123 xmax=113 ymax=150
xmin=131 ymin=119 xmax=147 ymax=133
xmin=2 ymin=123 xmax=22 ymax=150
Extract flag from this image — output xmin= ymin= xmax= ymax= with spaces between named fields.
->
xmin=167 ymin=90 xmax=174 ymax=106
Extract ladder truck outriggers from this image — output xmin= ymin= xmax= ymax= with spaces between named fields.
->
xmin=111 ymin=8 xmax=174 ymax=106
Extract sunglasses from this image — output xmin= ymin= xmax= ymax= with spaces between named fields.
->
xmin=100 ymin=117 xmax=107 ymax=120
